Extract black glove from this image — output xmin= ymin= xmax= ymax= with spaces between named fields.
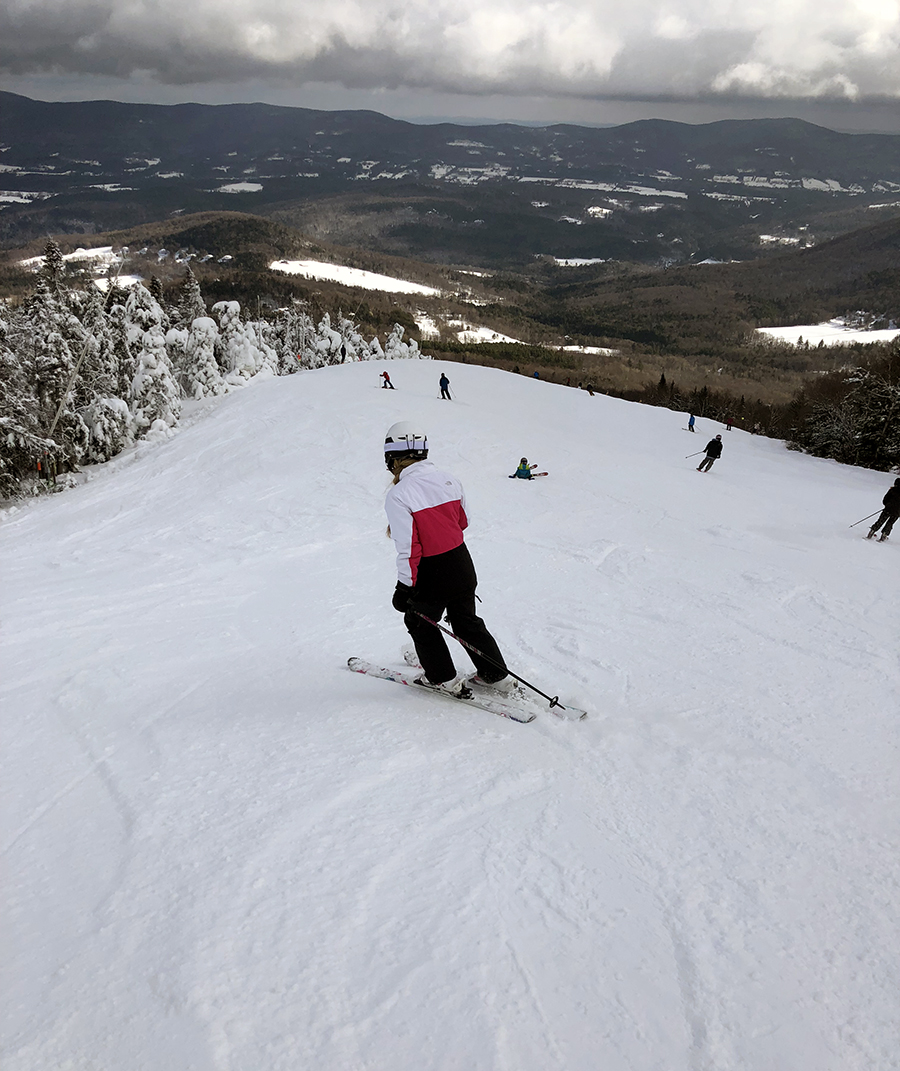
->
xmin=392 ymin=582 xmax=414 ymax=612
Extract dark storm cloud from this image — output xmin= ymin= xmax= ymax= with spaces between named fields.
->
xmin=2 ymin=0 xmax=899 ymax=102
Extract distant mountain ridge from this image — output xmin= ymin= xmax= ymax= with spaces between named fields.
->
xmin=3 ymin=91 xmax=900 ymax=267
xmin=4 ymin=92 xmax=900 ymax=187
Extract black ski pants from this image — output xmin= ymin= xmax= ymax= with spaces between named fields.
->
xmin=698 ymin=455 xmax=717 ymax=471
xmin=404 ymin=543 xmax=507 ymax=685
xmin=871 ymin=508 xmax=899 ymax=537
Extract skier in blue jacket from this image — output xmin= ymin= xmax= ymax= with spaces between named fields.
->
xmin=514 ymin=458 xmax=537 ymax=479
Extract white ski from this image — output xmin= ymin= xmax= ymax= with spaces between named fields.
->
xmin=348 ymin=658 xmax=536 ymax=723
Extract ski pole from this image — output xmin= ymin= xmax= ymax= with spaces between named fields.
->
xmin=409 ymin=609 xmax=567 ymax=711
xmin=686 ymin=451 xmax=704 ymax=458
xmin=849 ymin=510 xmax=881 ymax=528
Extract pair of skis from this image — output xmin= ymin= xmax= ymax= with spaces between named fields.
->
xmin=347 ymin=658 xmax=586 ymax=724
xmin=508 ymin=472 xmax=548 ymax=479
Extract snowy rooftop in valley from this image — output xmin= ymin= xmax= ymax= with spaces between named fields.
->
xmin=2 ymin=360 xmax=899 ymax=1069
xmin=758 ymin=319 xmax=900 ymax=347
xmin=270 ymin=258 xmax=443 ymax=296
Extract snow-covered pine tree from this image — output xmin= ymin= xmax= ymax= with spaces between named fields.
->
xmin=314 ymin=312 xmax=342 ymax=366
xmin=70 ymin=285 xmax=134 ymax=463
xmin=41 ymin=239 xmax=66 ymax=295
xmin=296 ymin=308 xmax=318 ymax=370
xmin=384 ymin=323 xmax=423 ymax=360
xmin=147 ymin=275 xmax=171 ymax=330
xmin=125 ymin=284 xmax=182 ymax=434
xmin=367 ymin=335 xmax=385 ymax=360
xmin=213 ymin=301 xmax=277 ymax=382
xmin=0 ymin=313 xmax=61 ymax=496
xmin=11 ymin=265 xmax=87 ymax=467
xmin=335 ymin=311 xmax=368 ymax=362
xmin=177 ymin=316 xmax=226 ymax=398
xmin=174 ymin=267 xmax=207 ymax=329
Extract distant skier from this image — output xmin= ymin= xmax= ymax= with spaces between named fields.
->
xmin=688 ymin=413 xmax=696 ymax=432
xmin=726 ymin=415 xmax=733 ymax=431
xmin=867 ymin=478 xmax=900 ymax=542
xmin=383 ymin=422 xmax=511 ymax=698
xmin=381 ymin=371 xmax=395 ymax=389
xmin=697 ymin=435 xmax=723 ymax=472
xmin=439 ymin=373 xmax=452 ymax=400
xmin=513 ymin=458 xmax=538 ymax=480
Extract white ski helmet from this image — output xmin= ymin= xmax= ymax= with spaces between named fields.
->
xmin=384 ymin=421 xmax=428 ymax=469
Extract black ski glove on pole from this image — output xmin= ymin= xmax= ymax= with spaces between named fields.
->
xmin=392 ymin=582 xmax=414 ymax=612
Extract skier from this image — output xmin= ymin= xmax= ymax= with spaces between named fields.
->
xmin=381 ymin=371 xmax=395 ymax=389
xmin=726 ymin=415 xmax=733 ymax=431
xmin=513 ymin=458 xmax=538 ymax=480
xmin=383 ymin=422 xmax=511 ymax=698
xmin=697 ymin=435 xmax=723 ymax=472
xmin=439 ymin=373 xmax=451 ymax=400
xmin=867 ymin=478 xmax=900 ymax=542
xmin=688 ymin=413 xmax=696 ymax=432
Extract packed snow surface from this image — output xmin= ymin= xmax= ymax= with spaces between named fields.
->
xmin=2 ymin=361 xmax=899 ymax=1070
xmin=270 ymin=258 xmax=443 ymax=296
xmin=758 ymin=320 xmax=900 ymax=346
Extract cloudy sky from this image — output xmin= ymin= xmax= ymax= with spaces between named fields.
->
xmin=2 ymin=0 xmax=900 ymax=131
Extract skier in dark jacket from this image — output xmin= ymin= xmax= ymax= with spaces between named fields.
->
xmin=697 ymin=435 xmax=723 ymax=472
xmin=867 ymin=478 xmax=900 ymax=542
xmin=439 ymin=373 xmax=451 ymax=400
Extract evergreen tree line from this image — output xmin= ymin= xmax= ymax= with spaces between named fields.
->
xmin=613 ymin=347 xmax=900 ymax=472
xmin=0 ymin=243 xmax=425 ymax=498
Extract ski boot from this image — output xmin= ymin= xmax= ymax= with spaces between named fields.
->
xmin=414 ymin=674 xmax=474 ymax=700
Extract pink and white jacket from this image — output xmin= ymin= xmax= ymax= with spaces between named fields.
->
xmin=385 ymin=460 xmax=469 ymax=586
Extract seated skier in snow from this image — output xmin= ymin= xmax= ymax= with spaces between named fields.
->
xmin=514 ymin=458 xmax=538 ymax=479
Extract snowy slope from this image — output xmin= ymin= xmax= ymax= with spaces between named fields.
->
xmin=2 ymin=360 xmax=899 ymax=1071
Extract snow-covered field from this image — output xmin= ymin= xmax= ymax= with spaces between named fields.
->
xmin=758 ymin=319 xmax=900 ymax=347
xmin=19 ymin=245 xmax=119 ymax=270
xmin=270 ymin=258 xmax=443 ymax=296
xmin=3 ymin=361 xmax=899 ymax=1070
xmin=452 ymin=322 xmax=523 ymax=344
